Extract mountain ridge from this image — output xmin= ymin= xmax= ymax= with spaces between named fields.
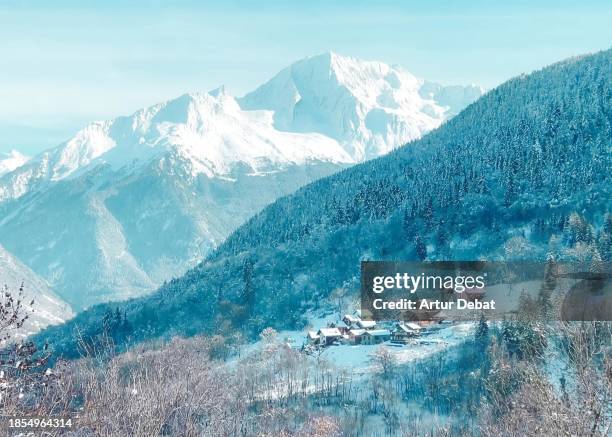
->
xmin=0 ymin=52 xmax=482 ymax=203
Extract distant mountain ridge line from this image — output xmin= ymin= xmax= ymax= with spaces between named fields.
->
xmin=0 ymin=52 xmax=483 ymax=200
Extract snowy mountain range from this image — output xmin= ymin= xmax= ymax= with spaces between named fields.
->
xmin=0 ymin=52 xmax=483 ymax=311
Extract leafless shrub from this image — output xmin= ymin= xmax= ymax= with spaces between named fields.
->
xmin=0 ymin=284 xmax=69 ymax=421
xmin=300 ymin=415 xmax=342 ymax=437
xmin=69 ymin=336 xmax=246 ymax=436
xmin=49 ymin=331 xmax=345 ymax=436
xmin=0 ymin=283 xmax=32 ymax=341
xmin=371 ymin=345 xmax=397 ymax=377
xmin=480 ymin=322 xmax=611 ymax=436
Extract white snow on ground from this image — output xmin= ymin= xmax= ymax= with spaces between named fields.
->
xmin=237 ymin=307 xmax=474 ymax=375
xmin=227 ymin=309 xmax=476 ymax=405
xmin=317 ymin=323 xmax=474 ymax=373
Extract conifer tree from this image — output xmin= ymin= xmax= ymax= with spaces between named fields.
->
xmin=475 ymin=313 xmax=490 ymax=347
xmin=538 ymin=256 xmax=557 ymax=319
xmin=241 ymin=258 xmax=255 ymax=307
xmin=414 ymin=235 xmax=427 ymax=261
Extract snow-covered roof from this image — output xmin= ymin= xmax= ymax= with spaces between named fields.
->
xmin=357 ymin=320 xmax=377 ymax=329
xmin=364 ymin=329 xmax=391 ymax=337
xmin=397 ymin=322 xmax=421 ymax=333
xmin=348 ymin=329 xmax=366 ymax=336
xmin=308 ymin=331 xmax=320 ymax=339
xmin=396 ymin=324 xmax=411 ymax=333
xmin=343 ymin=314 xmax=360 ymax=323
xmin=319 ymin=328 xmax=342 ymax=337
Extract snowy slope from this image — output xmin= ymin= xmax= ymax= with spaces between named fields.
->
xmin=0 ymin=245 xmax=73 ymax=337
xmin=0 ymin=150 xmax=29 ymax=177
xmin=0 ymin=53 xmax=482 ymax=310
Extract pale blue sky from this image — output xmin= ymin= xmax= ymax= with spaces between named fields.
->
xmin=1 ymin=0 xmax=611 ymax=155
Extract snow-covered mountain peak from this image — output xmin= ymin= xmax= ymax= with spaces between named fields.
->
xmin=208 ymin=85 xmax=229 ymax=98
xmin=0 ymin=149 xmax=30 ymax=176
xmin=324 ymin=51 xmax=421 ymax=94
xmin=239 ymin=52 xmax=483 ymax=160
xmin=119 ymin=90 xmax=241 ymax=137
xmin=51 ymin=120 xmax=116 ymax=181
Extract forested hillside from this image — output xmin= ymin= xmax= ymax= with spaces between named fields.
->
xmin=38 ymin=49 xmax=611 ymax=357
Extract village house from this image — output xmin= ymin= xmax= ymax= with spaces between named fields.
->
xmin=357 ymin=319 xmax=377 ymax=329
xmin=305 ymin=311 xmax=436 ymax=348
xmin=392 ymin=322 xmax=421 ymax=343
xmin=361 ymin=329 xmax=391 ymax=345
xmin=318 ymin=327 xmax=343 ymax=345
xmin=307 ymin=331 xmax=320 ymax=345
xmin=330 ymin=320 xmax=350 ymax=334
xmin=342 ymin=314 xmax=360 ymax=328
xmin=347 ymin=328 xmax=366 ymax=344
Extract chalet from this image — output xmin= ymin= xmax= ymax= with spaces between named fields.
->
xmin=318 ymin=327 xmax=343 ymax=345
xmin=347 ymin=328 xmax=366 ymax=344
xmin=392 ymin=322 xmax=421 ymax=343
xmin=335 ymin=321 xmax=350 ymax=334
xmin=361 ymin=329 xmax=391 ymax=345
xmin=404 ymin=322 xmax=422 ymax=332
xmin=342 ymin=314 xmax=360 ymax=327
xmin=307 ymin=331 xmax=320 ymax=345
xmin=357 ymin=320 xmax=377 ymax=329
